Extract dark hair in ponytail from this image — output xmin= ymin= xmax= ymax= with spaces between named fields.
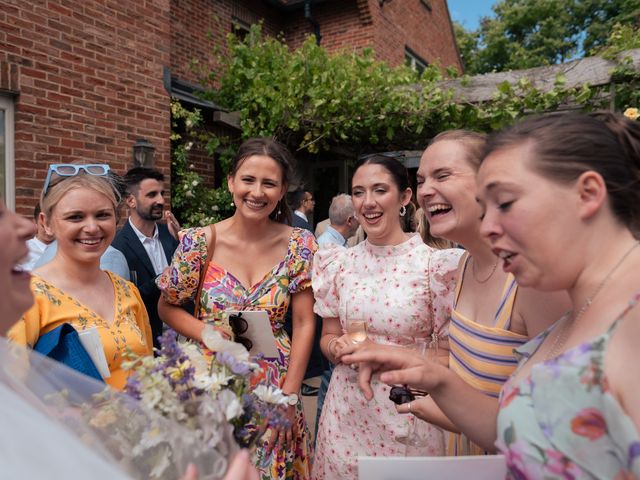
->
xmin=482 ymin=111 xmax=640 ymax=233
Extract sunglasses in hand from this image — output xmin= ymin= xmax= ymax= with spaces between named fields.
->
xmin=228 ymin=313 xmax=253 ymax=352
xmin=389 ymin=385 xmax=428 ymax=405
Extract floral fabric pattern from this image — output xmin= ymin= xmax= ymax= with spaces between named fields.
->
xmin=8 ymin=272 xmax=152 ymax=390
xmin=496 ymin=293 xmax=640 ymax=479
xmin=311 ymin=235 xmax=462 ymax=479
xmin=157 ymin=226 xmax=317 ymax=480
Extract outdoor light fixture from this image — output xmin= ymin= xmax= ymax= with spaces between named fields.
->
xmin=132 ymin=138 xmax=155 ymax=167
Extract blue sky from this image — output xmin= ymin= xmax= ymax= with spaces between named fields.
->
xmin=447 ymin=0 xmax=497 ymax=30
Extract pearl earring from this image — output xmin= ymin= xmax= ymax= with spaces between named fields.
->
xmin=399 ymin=205 xmax=407 ymax=217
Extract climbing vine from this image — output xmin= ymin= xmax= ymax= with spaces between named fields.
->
xmin=171 ymin=24 xmax=638 ymax=226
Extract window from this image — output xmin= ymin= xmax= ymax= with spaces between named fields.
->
xmin=404 ymin=47 xmax=429 ymax=75
xmin=0 ymin=96 xmax=14 ymax=209
xmin=231 ymin=17 xmax=251 ymax=42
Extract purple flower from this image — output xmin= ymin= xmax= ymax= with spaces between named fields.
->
xmin=216 ymin=351 xmax=252 ymax=376
xmin=124 ymin=375 xmax=142 ymax=400
xmin=182 ymin=234 xmax=193 ymax=251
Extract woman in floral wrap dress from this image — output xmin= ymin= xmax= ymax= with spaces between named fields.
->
xmin=158 ymin=138 xmax=317 ymax=479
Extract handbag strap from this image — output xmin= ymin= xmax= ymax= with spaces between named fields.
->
xmin=194 ymin=225 xmax=216 ymax=320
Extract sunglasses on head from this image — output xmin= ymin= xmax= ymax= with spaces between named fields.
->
xmin=228 ymin=313 xmax=253 ymax=352
xmin=43 ymin=164 xmax=111 ymax=196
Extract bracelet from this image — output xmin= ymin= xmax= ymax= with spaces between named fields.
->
xmin=327 ymin=336 xmax=339 ymax=358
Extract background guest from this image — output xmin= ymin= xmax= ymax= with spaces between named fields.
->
xmin=8 ymin=165 xmax=152 ymax=390
xmin=20 ymin=202 xmax=55 ymax=271
xmin=290 ymin=188 xmax=315 ymax=231
xmin=158 ymin=137 xmax=317 ymax=479
xmin=112 ymin=167 xmax=180 ymax=349
xmin=316 ymin=194 xmax=359 ymax=248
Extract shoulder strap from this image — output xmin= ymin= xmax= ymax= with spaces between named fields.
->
xmin=453 ymin=252 xmax=470 ymax=308
xmin=194 ymin=225 xmax=216 ymax=320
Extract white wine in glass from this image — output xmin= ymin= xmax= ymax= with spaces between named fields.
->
xmin=347 ymin=320 xmax=368 ymax=344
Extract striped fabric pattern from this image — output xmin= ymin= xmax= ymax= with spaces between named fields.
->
xmin=447 ymin=254 xmax=528 ymax=456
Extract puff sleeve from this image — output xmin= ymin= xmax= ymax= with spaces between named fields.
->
xmin=287 ymin=228 xmax=318 ymax=294
xmin=311 ymin=243 xmax=346 ymax=319
xmin=428 ymin=247 xmax=464 ymax=336
xmin=156 ymin=227 xmax=207 ymax=306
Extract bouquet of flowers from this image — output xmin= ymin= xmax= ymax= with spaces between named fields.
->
xmin=81 ymin=326 xmax=289 ymax=480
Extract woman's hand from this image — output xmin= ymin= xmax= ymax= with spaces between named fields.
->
xmin=342 ymin=344 xmax=444 ymax=401
xmin=180 ymin=449 xmax=258 ymax=480
xmin=329 ymin=334 xmax=374 ymax=363
xmin=265 ymin=404 xmax=298 ymax=456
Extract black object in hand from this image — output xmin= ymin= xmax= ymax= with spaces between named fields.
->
xmin=389 ymin=385 xmax=415 ymax=405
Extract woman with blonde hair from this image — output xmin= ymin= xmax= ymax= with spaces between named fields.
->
xmin=9 ymin=164 xmax=153 ymax=390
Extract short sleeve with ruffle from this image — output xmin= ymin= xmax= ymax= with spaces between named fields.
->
xmin=156 ymin=227 xmax=208 ymax=306
xmin=428 ymin=247 xmax=464 ymax=336
xmin=311 ymin=243 xmax=346 ymax=319
xmin=287 ymin=227 xmax=318 ymax=294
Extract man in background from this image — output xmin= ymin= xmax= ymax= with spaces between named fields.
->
xmin=21 ymin=203 xmax=55 ymax=271
xmin=290 ymin=188 xmax=314 ymax=232
xmin=112 ymin=167 xmax=179 ymax=349
xmin=317 ymin=194 xmax=359 ymax=248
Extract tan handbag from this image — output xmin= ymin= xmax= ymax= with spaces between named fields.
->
xmin=193 ymin=225 xmax=216 ymax=320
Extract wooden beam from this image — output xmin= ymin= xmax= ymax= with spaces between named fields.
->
xmin=440 ymin=49 xmax=640 ymax=103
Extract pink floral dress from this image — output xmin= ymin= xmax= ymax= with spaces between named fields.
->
xmin=311 ymin=234 xmax=462 ymax=479
xmin=157 ymin=226 xmax=317 ymax=480
xmin=496 ymin=292 xmax=640 ymax=479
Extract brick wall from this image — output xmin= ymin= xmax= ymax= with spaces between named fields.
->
xmin=171 ymin=0 xmax=284 ymax=85
xmin=370 ymin=0 xmax=462 ymax=72
xmin=0 ymin=0 xmax=172 ymax=216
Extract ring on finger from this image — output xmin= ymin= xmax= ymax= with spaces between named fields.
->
xmin=408 ymin=401 xmax=412 ymax=414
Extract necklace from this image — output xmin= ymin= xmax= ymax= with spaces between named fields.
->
xmin=545 ymin=240 xmax=640 ymax=360
xmin=471 ymin=256 xmax=498 ymax=284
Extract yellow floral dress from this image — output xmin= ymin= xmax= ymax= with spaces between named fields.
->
xmin=8 ymin=272 xmax=153 ymax=390
xmin=157 ymin=226 xmax=317 ymax=480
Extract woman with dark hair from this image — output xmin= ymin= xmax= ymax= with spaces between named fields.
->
xmin=311 ymin=155 xmax=462 ymax=479
xmin=158 ymin=137 xmax=316 ymax=479
xmin=343 ymin=112 xmax=640 ymax=478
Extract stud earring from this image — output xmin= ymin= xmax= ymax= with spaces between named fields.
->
xmin=399 ymin=205 xmax=407 ymax=217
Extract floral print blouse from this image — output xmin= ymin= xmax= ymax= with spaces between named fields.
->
xmin=497 ymin=293 xmax=640 ymax=480
xmin=9 ymin=272 xmax=152 ymax=390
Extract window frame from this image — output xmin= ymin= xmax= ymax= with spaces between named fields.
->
xmin=0 ymin=95 xmax=15 ymax=210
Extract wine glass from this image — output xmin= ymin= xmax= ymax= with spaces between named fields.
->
xmin=395 ymin=335 xmax=434 ymax=454
xmin=342 ymin=296 xmax=368 ymax=382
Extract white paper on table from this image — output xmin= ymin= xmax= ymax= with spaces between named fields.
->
xmin=358 ymin=455 xmax=507 ymax=480
xmin=227 ymin=310 xmax=279 ymax=358
xmin=77 ymin=327 xmax=111 ymax=378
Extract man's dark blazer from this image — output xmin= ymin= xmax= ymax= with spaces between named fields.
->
xmin=292 ymin=212 xmax=313 ymax=232
xmin=112 ymin=221 xmax=178 ymax=349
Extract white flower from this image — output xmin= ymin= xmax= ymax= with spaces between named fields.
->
xmin=219 ymin=389 xmax=244 ymax=420
xmin=201 ymin=325 xmax=252 ymax=365
xmin=191 ymin=179 xmax=199 ymax=186
xmin=212 ymin=205 xmax=220 ymax=211
xmin=193 ymin=371 xmax=233 ymax=392
xmin=185 ymin=142 xmax=194 ymax=151
xmin=624 ymin=107 xmax=639 ymax=121
xmin=253 ymin=385 xmax=288 ymax=405
xmin=185 ymin=190 xmax=194 ymax=198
